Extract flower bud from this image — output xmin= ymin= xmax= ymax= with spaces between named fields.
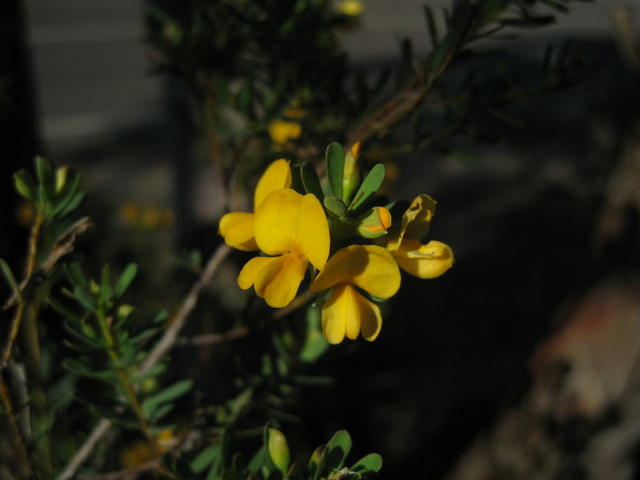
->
xmin=308 ymin=445 xmax=324 ymax=474
xmin=342 ymin=141 xmax=361 ymax=203
xmin=55 ymin=166 xmax=70 ymax=194
xmin=357 ymin=206 xmax=392 ymax=238
xmin=266 ymin=428 xmax=290 ymax=474
xmin=13 ymin=170 xmax=36 ymax=201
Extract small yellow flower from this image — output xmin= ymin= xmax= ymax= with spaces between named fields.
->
xmin=310 ymin=245 xmax=400 ymax=344
xmin=337 ymin=0 xmax=364 ymax=17
xmin=238 ymin=188 xmax=330 ymax=308
xmin=384 ymin=194 xmax=454 ymax=278
xmin=218 ymin=159 xmax=292 ymax=251
xmin=268 ymin=120 xmax=302 ymax=146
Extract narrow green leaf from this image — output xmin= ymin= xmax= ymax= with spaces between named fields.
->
xmin=248 ymin=446 xmax=267 ymax=474
xmin=300 ymin=304 xmax=329 ymax=363
xmin=352 ymin=453 xmax=383 ymax=474
xmin=323 ymin=196 xmax=347 ymax=218
xmin=0 ymin=258 xmax=19 ymax=297
xmin=348 ymin=164 xmax=385 ymax=212
xmin=325 ymin=142 xmax=345 ymax=199
xmin=35 ymin=156 xmax=53 ymax=189
xmin=73 ymin=286 xmax=96 ymax=312
xmin=54 ymin=191 xmax=85 ymax=219
xmin=300 ymin=162 xmax=324 ymax=202
xmin=191 ymin=444 xmax=221 ymax=473
xmin=142 ymin=379 xmax=193 ymax=418
xmin=424 ymin=5 xmax=438 ymax=48
xmin=115 ymin=263 xmax=138 ymax=298
xmin=65 ymin=262 xmax=88 ymax=287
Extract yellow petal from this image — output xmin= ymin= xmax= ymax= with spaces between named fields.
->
xmin=237 ymin=256 xmax=274 ymax=290
xmin=310 ymin=245 xmax=400 ymax=299
xmin=321 ymin=285 xmax=382 ymax=344
xmin=238 ymin=253 xmax=308 ymax=308
xmin=219 ymin=212 xmax=258 ymax=251
xmin=254 ymin=159 xmax=292 ymax=210
xmin=393 ymin=239 xmax=454 ymax=278
xmin=385 ymin=194 xmax=437 ymax=251
xmin=254 ymin=189 xmax=330 ymax=270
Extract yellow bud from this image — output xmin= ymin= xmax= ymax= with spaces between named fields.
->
xmin=357 ymin=206 xmax=392 ymax=238
xmin=342 ymin=141 xmax=361 ymax=203
xmin=55 ymin=166 xmax=70 ymax=194
xmin=267 ymin=428 xmax=290 ymax=474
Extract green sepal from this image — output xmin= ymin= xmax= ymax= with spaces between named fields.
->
xmin=300 ymin=162 xmax=324 ymax=202
xmin=348 ymin=164 xmax=385 ymax=212
xmin=325 ymin=142 xmax=345 ymax=199
xmin=266 ymin=427 xmax=290 ymax=474
xmin=324 ymin=196 xmax=347 ymax=218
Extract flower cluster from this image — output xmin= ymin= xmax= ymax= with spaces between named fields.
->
xmin=219 ymin=142 xmax=453 ymax=344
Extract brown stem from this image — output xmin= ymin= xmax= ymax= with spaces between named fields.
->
xmin=1 ymin=212 xmax=44 ymax=369
xmin=0 ymin=373 xmax=32 ymax=478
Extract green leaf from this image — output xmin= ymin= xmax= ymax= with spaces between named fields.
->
xmin=300 ymin=162 xmax=324 ymax=202
xmin=351 ymin=453 xmax=383 ymax=474
xmin=325 ymin=142 xmax=345 ymax=199
xmin=0 ymin=258 xmax=19 ymax=297
xmin=191 ymin=444 xmax=221 ymax=473
xmin=13 ymin=170 xmax=36 ymax=201
xmin=248 ymin=446 xmax=267 ymax=474
xmin=142 ymin=379 xmax=193 ymax=419
xmin=324 ymin=430 xmax=352 ymax=471
xmin=323 ymin=196 xmax=347 ymax=218
xmin=100 ymin=264 xmax=112 ymax=306
xmin=115 ymin=264 xmax=138 ymax=298
xmin=35 ymin=156 xmax=54 ymax=190
xmin=73 ymin=286 xmax=96 ymax=312
xmin=65 ymin=262 xmax=88 ymax=287
xmin=300 ymin=304 xmax=329 ymax=363
xmin=54 ymin=191 xmax=85 ymax=218
xmin=348 ymin=164 xmax=385 ymax=212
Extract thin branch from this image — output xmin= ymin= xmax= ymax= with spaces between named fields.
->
xmin=139 ymin=243 xmax=231 ymax=376
xmin=176 ymin=326 xmax=249 ymax=347
xmin=0 ymin=373 xmax=31 ymax=479
xmin=56 ymin=243 xmax=232 ymax=480
xmin=4 ymin=216 xmax=92 ymax=311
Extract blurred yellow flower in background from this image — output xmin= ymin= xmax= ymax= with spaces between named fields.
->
xmin=268 ymin=120 xmax=302 ymax=146
xmin=238 ymin=188 xmax=330 ymax=308
xmin=337 ymin=0 xmax=364 ymax=17
xmin=218 ymin=159 xmax=292 ymax=251
xmin=311 ymin=245 xmax=400 ymax=344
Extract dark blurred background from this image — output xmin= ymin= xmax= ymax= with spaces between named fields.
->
xmin=5 ymin=0 xmax=640 ymax=478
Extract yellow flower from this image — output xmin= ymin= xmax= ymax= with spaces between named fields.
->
xmin=218 ymin=159 xmax=292 ymax=251
xmin=384 ymin=194 xmax=454 ymax=278
xmin=238 ymin=189 xmax=330 ymax=308
xmin=268 ymin=119 xmax=302 ymax=145
xmin=310 ymin=245 xmax=400 ymax=344
xmin=337 ymin=0 xmax=364 ymax=17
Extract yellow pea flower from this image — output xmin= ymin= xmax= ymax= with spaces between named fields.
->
xmin=238 ymin=189 xmax=330 ymax=308
xmin=310 ymin=245 xmax=400 ymax=344
xmin=268 ymin=119 xmax=302 ymax=146
xmin=337 ymin=0 xmax=364 ymax=17
xmin=384 ymin=194 xmax=454 ymax=278
xmin=218 ymin=159 xmax=292 ymax=251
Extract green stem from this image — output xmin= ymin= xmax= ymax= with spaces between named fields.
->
xmin=96 ymin=310 xmax=160 ymax=456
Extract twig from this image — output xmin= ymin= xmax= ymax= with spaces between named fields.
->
xmin=4 ymin=216 xmax=92 ymax=311
xmin=139 ymin=244 xmax=231 ymax=376
xmin=0 ymin=373 xmax=31 ymax=479
xmin=176 ymin=326 xmax=249 ymax=346
xmin=56 ymin=243 xmax=232 ymax=480
xmin=77 ymin=459 xmax=161 ymax=480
